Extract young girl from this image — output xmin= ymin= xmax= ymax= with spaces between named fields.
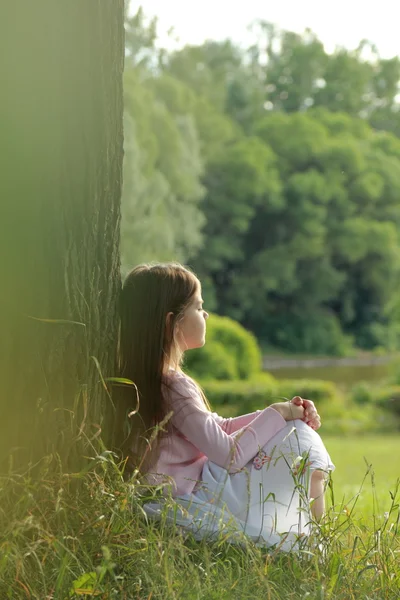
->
xmin=117 ymin=262 xmax=334 ymax=550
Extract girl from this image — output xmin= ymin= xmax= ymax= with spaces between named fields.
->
xmin=117 ymin=262 xmax=334 ymax=550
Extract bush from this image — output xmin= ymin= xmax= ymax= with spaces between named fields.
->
xmin=185 ymin=313 xmax=262 ymax=381
xmin=375 ymin=385 xmax=400 ymax=416
xmin=185 ymin=341 xmax=238 ymax=381
xmin=276 ymin=379 xmax=339 ymax=406
xmin=351 ymin=382 xmax=400 ymax=416
xmin=350 ymin=382 xmax=374 ymax=405
xmin=347 ymin=384 xmax=400 ymax=432
xmin=202 ymin=376 xmax=341 ymax=417
xmin=202 ymin=377 xmax=277 ymax=415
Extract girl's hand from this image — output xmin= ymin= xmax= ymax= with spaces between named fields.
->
xmin=270 ymin=401 xmax=305 ymax=421
xmin=291 ymin=396 xmax=321 ymax=430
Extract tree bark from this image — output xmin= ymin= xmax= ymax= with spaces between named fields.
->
xmin=0 ymin=1 xmax=124 ymax=469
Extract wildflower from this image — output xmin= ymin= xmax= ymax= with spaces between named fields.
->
xmin=253 ymin=450 xmax=272 ymax=470
xmin=291 ymin=454 xmax=312 ymax=477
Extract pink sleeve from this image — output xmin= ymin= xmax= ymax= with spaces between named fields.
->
xmin=165 ymin=373 xmax=286 ymax=473
xmin=211 ymin=411 xmax=263 ymax=434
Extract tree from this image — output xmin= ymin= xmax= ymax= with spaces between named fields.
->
xmin=121 ymin=12 xmax=207 ymax=271
xmin=121 ymin=108 xmax=205 ymax=272
xmin=121 ymin=68 xmax=204 ymax=272
xmin=248 ymin=23 xmax=400 ymax=132
xmin=249 ymin=23 xmax=327 ymax=113
xmin=165 ymin=40 xmax=242 ymax=114
xmin=0 ymin=1 xmax=124 ymax=468
xmin=121 ymin=10 xmax=400 ymax=355
xmin=190 ymin=107 xmax=400 ymax=353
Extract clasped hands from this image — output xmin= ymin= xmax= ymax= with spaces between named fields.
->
xmin=271 ymin=396 xmax=321 ymax=430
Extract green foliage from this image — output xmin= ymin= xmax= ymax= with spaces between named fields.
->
xmin=349 ymin=381 xmax=400 ymax=429
xmin=258 ymin=311 xmax=354 ymax=356
xmin=249 ymin=23 xmax=400 ymax=123
xmin=123 ymin=6 xmax=400 ymax=354
xmin=202 ymin=374 xmax=278 ymax=413
xmin=375 ymin=385 xmax=400 ymax=417
xmin=2 ymin=449 xmax=400 ymax=599
xmin=194 ymin=135 xmax=282 ymax=285
xmin=276 ymin=379 xmax=340 ymax=407
xmin=351 ymin=381 xmax=374 ymax=405
xmin=185 ymin=313 xmax=262 ymax=381
xmin=185 ymin=340 xmax=238 ymax=381
xmin=193 ymin=108 xmax=400 ymax=353
xmin=202 ymin=375 xmax=340 ymax=418
xmin=253 ymin=26 xmax=328 ymax=114
xmin=205 ymin=374 xmax=399 ymax=435
xmin=121 ymin=17 xmax=206 ymax=273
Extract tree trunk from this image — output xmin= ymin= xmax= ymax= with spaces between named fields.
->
xmin=0 ymin=1 xmax=124 ymax=469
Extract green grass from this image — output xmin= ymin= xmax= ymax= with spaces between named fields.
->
xmin=1 ymin=437 xmax=400 ymax=599
xmin=324 ymin=435 xmax=400 ymax=513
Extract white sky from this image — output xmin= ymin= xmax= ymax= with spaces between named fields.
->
xmin=137 ymin=0 xmax=399 ymax=58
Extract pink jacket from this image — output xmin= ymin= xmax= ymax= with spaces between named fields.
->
xmin=149 ymin=370 xmax=287 ymax=497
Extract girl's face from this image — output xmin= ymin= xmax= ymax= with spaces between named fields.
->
xmin=177 ymin=285 xmax=209 ymax=351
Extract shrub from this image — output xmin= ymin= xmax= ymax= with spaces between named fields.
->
xmin=375 ymin=385 xmax=400 ymax=416
xmin=185 ymin=341 xmax=238 ymax=381
xmin=202 ymin=376 xmax=340 ymax=418
xmin=184 ymin=313 xmax=262 ymax=381
xmin=202 ymin=377 xmax=277 ymax=415
xmin=351 ymin=382 xmax=400 ymax=423
xmin=276 ymin=379 xmax=339 ymax=406
xmin=351 ymin=382 xmax=374 ymax=405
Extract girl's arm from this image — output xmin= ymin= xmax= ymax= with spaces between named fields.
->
xmin=165 ymin=373 xmax=301 ymax=472
xmin=213 ymin=397 xmax=321 ymax=433
xmin=175 ymin=403 xmax=287 ymax=473
xmin=211 ymin=411 xmax=263 ymax=434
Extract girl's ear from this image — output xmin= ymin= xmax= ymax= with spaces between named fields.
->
xmin=165 ymin=312 xmax=174 ymax=336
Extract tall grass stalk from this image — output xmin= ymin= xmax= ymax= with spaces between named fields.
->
xmin=1 ymin=451 xmax=399 ymax=599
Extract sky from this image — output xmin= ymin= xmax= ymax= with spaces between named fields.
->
xmin=137 ymin=0 xmax=399 ymax=59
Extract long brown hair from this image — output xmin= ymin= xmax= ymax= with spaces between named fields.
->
xmin=115 ymin=262 xmax=200 ymax=473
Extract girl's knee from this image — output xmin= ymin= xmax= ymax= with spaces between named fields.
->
xmin=310 ymin=468 xmax=327 ymax=496
xmin=311 ymin=468 xmax=327 ymax=482
xmin=310 ymin=469 xmax=327 ymax=520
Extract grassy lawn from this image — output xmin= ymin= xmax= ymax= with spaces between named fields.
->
xmin=1 ymin=436 xmax=400 ymax=599
xmin=324 ymin=435 xmax=400 ymax=515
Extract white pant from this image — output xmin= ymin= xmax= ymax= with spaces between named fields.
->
xmin=144 ymin=420 xmax=334 ymax=551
